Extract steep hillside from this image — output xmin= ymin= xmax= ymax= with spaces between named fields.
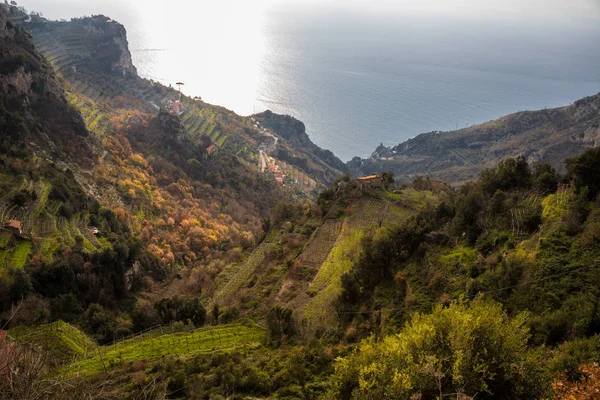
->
xmin=0 ymin=4 xmax=313 ymax=336
xmin=208 ymin=178 xmax=448 ymax=333
xmin=0 ymin=4 xmax=350 ymax=302
xmin=351 ymin=93 xmax=600 ymax=185
xmin=9 ymin=5 xmax=345 ymax=193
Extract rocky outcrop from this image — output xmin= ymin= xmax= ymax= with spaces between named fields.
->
xmin=81 ymin=16 xmax=137 ymax=78
xmin=0 ymin=8 xmax=88 ymax=160
xmin=26 ymin=14 xmax=138 ymax=79
xmin=254 ymin=110 xmax=348 ymax=185
xmin=157 ymin=109 xmax=186 ymax=144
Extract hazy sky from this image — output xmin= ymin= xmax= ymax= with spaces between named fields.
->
xmin=17 ymin=0 xmax=600 ymax=22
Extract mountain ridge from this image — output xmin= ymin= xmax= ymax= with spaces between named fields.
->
xmin=350 ymin=91 xmax=600 ymax=184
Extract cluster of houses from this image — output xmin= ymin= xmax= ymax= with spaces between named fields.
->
xmin=249 ymin=117 xmax=266 ymax=133
xmin=266 ymin=156 xmax=285 ymax=185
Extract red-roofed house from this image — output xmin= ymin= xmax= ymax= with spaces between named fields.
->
xmin=171 ymin=101 xmax=185 ymax=116
xmin=207 ymin=144 xmax=219 ymax=156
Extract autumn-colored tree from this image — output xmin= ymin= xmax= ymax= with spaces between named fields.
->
xmin=552 ymin=363 xmax=600 ymax=400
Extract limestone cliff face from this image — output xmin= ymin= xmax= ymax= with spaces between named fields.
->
xmin=26 ymin=14 xmax=138 ymax=80
xmin=81 ymin=16 xmax=137 ymax=78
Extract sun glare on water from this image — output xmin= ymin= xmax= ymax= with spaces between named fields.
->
xmin=134 ymin=0 xmax=270 ymax=115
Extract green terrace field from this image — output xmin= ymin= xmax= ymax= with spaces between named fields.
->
xmin=10 ymin=321 xmax=95 ymax=364
xmin=297 ymin=220 xmax=343 ymax=268
xmin=181 ymin=107 xmax=229 ymax=148
xmin=63 ymin=324 xmax=265 ymax=376
xmin=274 ymin=219 xmax=344 ymax=309
xmin=214 ymin=242 xmax=277 ymax=302
xmin=31 ymin=31 xmax=92 ymax=76
xmin=0 ymin=175 xmax=110 ymax=269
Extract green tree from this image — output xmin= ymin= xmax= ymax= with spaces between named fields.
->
xmin=211 ymin=302 xmax=220 ymax=325
xmin=328 ymin=299 xmax=552 ymax=400
xmin=479 ymin=156 xmax=531 ymax=195
xmin=266 ymin=306 xmax=295 ymax=347
xmin=566 ymin=147 xmax=600 ymax=200
xmin=50 ymin=293 xmax=83 ymax=323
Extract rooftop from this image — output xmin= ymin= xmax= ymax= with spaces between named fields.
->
xmin=7 ymin=220 xmax=21 ymax=230
xmin=356 ymin=175 xmax=380 ymax=181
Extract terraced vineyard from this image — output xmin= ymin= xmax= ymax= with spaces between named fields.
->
xmin=9 ymin=321 xmax=95 ymax=364
xmin=64 ymin=324 xmax=265 ymax=376
xmin=297 ymin=220 xmax=342 ymax=267
xmin=31 ymin=32 xmax=92 ymax=76
xmin=181 ymin=107 xmax=229 ymax=147
xmin=0 ymin=174 xmax=109 ymax=269
xmin=215 ymin=242 xmax=277 ymax=302
xmin=274 ymin=220 xmax=343 ymax=307
xmin=298 ymin=193 xmax=438 ymax=329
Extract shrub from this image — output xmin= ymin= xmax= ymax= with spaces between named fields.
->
xmin=328 ymin=299 xmax=552 ymax=399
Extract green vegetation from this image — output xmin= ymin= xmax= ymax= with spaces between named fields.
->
xmin=8 ymin=239 xmax=32 ymax=268
xmin=215 ymin=242 xmax=277 ymax=301
xmin=9 ymin=320 xmax=95 ymax=364
xmin=329 ymin=299 xmax=551 ymax=399
xmin=65 ymin=324 xmax=265 ymax=376
xmin=352 ymin=93 xmax=600 ymax=186
xmin=3 ymin=8 xmax=600 ymax=399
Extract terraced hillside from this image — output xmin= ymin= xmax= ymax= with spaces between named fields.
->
xmin=9 ymin=321 xmax=95 ymax=364
xmin=64 ymin=323 xmax=265 ymax=376
xmin=275 ymin=220 xmax=342 ymax=308
xmin=279 ymin=190 xmax=442 ymax=330
xmin=214 ymin=242 xmax=278 ymax=303
xmin=17 ymin=10 xmax=346 ymax=194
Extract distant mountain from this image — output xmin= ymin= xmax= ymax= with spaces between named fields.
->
xmin=350 ymin=93 xmax=600 ymax=184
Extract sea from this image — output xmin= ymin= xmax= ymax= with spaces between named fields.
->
xmin=16 ymin=0 xmax=600 ymax=161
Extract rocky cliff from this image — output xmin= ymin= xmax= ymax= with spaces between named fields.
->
xmin=254 ymin=110 xmax=348 ymax=185
xmin=0 ymin=9 xmax=89 ymax=161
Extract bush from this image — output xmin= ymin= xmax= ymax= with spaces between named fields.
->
xmin=154 ymin=296 xmax=206 ymax=327
xmin=328 ymin=299 xmax=552 ymax=399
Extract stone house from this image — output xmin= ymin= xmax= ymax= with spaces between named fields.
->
xmin=356 ymin=175 xmax=383 ymax=191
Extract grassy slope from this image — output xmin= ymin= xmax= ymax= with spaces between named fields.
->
xmin=9 ymin=321 xmax=95 ymax=364
xmin=215 ymin=242 xmax=278 ymax=302
xmin=64 ymin=324 xmax=265 ymax=376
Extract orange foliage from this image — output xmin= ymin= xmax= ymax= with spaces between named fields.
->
xmin=553 ymin=363 xmax=600 ymax=400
